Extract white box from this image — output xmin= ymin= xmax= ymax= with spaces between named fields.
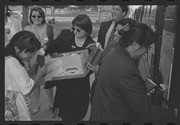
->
xmin=45 ymin=50 xmax=89 ymax=81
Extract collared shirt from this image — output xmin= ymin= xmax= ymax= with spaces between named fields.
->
xmin=104 ymin=21 xmax=115 ymax=48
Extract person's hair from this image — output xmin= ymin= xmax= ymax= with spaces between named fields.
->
xmin=115 ymin=18 xmax=136 ymax=28
xmin=119 ymin=5 xmax=129 ymax=17
xmin=72 ymin=14 xmax=92 ymax=36
xmin=29 ymin=7 xmax=46 ymax=24
xmin=5 ymin=31 xmax=41 ymax=66
xmin=119 ymin=22 xmax=156 ymax=48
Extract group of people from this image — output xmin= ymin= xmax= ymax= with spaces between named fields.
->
xmin=5 ymin=5 xmax=178 ymax=124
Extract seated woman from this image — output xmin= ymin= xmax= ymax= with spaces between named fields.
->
xmin=44 ymin=14 xmax=95 ymax=124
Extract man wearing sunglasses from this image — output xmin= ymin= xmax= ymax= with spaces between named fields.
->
xmin=97 ymin=5 xmax=129 ymax=49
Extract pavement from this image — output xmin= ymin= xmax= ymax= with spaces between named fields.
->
xmin=30 ymin=73 xmax=95 ymax=121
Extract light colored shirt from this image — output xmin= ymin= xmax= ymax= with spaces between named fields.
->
xmin=5 ymin=56 xmax=34 ymax=121
xmin=24 ymin=24 xmax=48 ymax=46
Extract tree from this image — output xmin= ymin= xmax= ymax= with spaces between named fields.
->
xmin=22 ymin=5 xmax=29 ymax=29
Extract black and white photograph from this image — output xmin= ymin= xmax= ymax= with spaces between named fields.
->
xmin=4 ymin=3 xmax=179 ymax=125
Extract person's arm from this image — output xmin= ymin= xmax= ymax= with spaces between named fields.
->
xmin=25 ymin=65 xmax=47 ymax=96
xmin=44 ymin=29 xmax=70 ymax=56
xmin=117 ymin=63 xmax=175 ymax=122
xmin=7 ymin=57 xmax=46 ymax=97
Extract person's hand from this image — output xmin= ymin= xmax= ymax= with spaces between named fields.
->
xmin=36 ymin=65 xmax=47 ymax=77
xmin=174 ymin=108 xmax=178 ymax=118
xmin=86 ymin=43 xmax=96 ymax=49
xmin=86 ymin=62 xmax=99 ymax=73
xmin=5 ymin=28 xmax=11 ymax=34
xmin=42 ymin=44 xmax=47 ymax=50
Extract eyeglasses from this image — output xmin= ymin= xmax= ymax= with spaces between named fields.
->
xmin=31 ymin=15 xmax=42 ymax=18
xmin=71 ymin=27 xmax=82 ymax=33
xmin=26 ymin=51 xmax=36 ymax=56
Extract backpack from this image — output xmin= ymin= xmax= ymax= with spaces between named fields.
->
xmin=5 ymin=90 xmax=19 ymax=121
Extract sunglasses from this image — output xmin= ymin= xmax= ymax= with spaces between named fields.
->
xmin=25 ymin=51 xmax=37 ymax=56
xmin=32 ymin=15 xmax=42 ymax=18
xmin=71 ymin=27 xmax=82 ymax=33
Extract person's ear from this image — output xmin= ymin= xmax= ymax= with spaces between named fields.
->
xmin=14 ymin=46 xmax=20 ymax=54
xmin=131 ymin=42 xmax=140 ymax=52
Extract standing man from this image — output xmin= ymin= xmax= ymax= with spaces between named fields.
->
xmin=90 ymin=23 xmax=178 ymax=122
xmin=97 ymin=5 xmax=129 ymax=49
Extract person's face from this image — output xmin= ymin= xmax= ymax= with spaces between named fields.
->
xmin=72 ymin=25 xmax=86 ymax=39
xmin=114 ymin=24 xmax=124 ymax=42
xmin=111 ymin=5 xmax=124 ymax=22
xmin=15 ymin=47 xmax=36 ymax=62
xmin=31 ymin=11 xmax=43 ymax=25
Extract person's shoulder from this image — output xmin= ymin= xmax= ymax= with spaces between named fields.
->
xmin=5 ymin=56 xmax=18 ymax=65
xmin=59 ymin=29 xmax=72 ymax=36
xmin=102 ymin=20 xmax=113 ymax=25
xmin=87 ymin=36 xmax=95 ymax=43
xmin=55 ymin=29 xmax=72 ymax=40
xmin=61 ymin=29 xmax=71 ymax=33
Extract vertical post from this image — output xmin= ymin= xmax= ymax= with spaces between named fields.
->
xmin=97 ymin=6 xmax=100 ymax=21
xmin=153 ymin=5 xmax=166 ymax=84
xmin=21 ymin=5 xmax=29 ymax=29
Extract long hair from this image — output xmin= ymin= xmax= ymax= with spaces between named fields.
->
xmin=5 ymin=31 xmax=41 ymax=66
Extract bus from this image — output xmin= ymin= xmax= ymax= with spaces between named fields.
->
xmin=133 ymin=5 xmax=179 ymax=109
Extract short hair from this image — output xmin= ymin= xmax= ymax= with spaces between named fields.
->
xmin=120 ymin=22 xmax=156 ymax=48
xmin=5 ymin=31 xmax=41 ymax=65
xmin=115 ymin=18 xmax=136 ymax=28
xmin=119 ymin=5 xmax=129 ymax=17
xmin=29 ymin=7 xmax=46 ymax=24
xmin=72 ymin=14 xmax=92 ymax=36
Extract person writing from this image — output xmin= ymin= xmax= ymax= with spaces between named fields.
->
xmin=5 ymin=31 xmax=47 ymax=120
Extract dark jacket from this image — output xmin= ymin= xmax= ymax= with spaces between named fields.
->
xmin=97 ymin=20 xmax=113 ymax=49
xmin=90 ymin=45 xmax=175 ymax=122
xmin=45 ymin=29 xmax=94 ymax=55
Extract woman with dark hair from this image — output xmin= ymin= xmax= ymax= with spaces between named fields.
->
xmin=24 ymin=7 xmax=55 ymax=114
xmin=90 ymin=23 xmax=177 ymax=122
xmin=5 ymin=31 xmax=47 ymax=120
xmin=44 ymin=14 xmax=95 ymax=123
